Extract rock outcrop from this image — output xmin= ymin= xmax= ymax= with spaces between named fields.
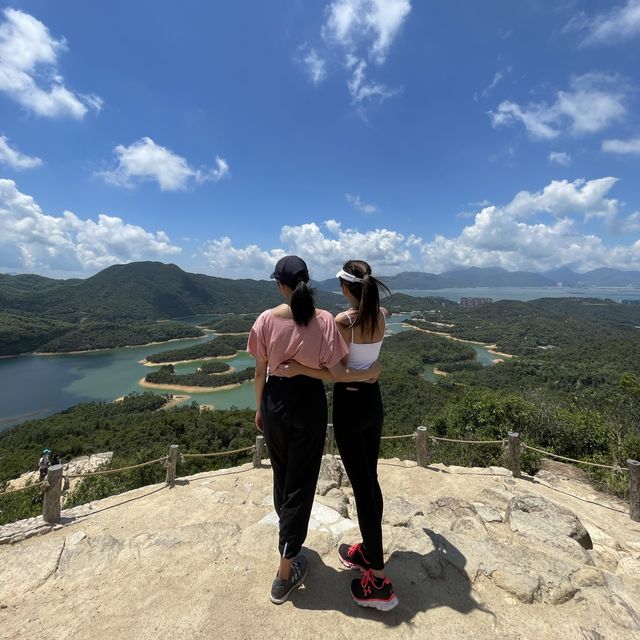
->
xmin=1 ymin=459 xmax=639 ymax=640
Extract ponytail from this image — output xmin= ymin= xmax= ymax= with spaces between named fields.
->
xmin=290 ymin=280 xmax=316 ymax=326
xmin=340 ymin=260 xmax=390 ymax=339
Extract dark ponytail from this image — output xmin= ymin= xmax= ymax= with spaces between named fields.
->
xmin=290 ymin=280 xmax=316 ymax=326
xmin=340 ymin=260 xmax=390 ymax=339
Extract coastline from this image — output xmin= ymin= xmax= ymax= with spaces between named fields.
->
xmin=403 ymin=323 xmax=515 ymax=359
xmin=140 ymin=353 xmax=239 ymax=367
xmin=34 ymin=332 xmax=211 ymax=357
xmin=138 ymin=377 xmax=246 ymax=394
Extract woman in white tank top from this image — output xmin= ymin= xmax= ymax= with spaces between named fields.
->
xmin=273 ymin=259 xmax=398 ymax=611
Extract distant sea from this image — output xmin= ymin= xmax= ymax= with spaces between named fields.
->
xmin=394 ymin=286 xmax=640 ymax=303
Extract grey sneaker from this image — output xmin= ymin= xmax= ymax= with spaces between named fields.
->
xmin=270 ymin=555 xmax=308 ymax=604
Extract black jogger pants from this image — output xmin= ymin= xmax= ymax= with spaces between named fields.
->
xmin=333 ymin=381 xmax=384 ymax=570
xmin=261 ymin=375 xmax=328 ymax=560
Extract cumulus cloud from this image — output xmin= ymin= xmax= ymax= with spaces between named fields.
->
xmin=200 ymin=177 xmax=640 ymax=277
xmin=296 ymin=44 xmax=327 ymax=85
xmin=490 ymin=73 xmax=627 ymax=139
xmin=345 ymin=192 xmax=378 ymax=213
xmin=203 ymin=220 xmax=415 ymax=279
xmin=98 ymin=138 xmax=229 ymax=191
xmin=418 ymin=177 xmax=639 ymax=272
xmin=567 ymin=0 xmax=640 ymax=46
xmin=549 ymin=151 xmax=572 ymax=166
xmin=0 ymin=135 xmax=42 ymax=169
xmin=0 ymin=179 xmax=181 ymax=273
xmin=0 ymin=8 xmax=102 ymax=119
xmin=602 ymin=137 xmax=640 ymax=155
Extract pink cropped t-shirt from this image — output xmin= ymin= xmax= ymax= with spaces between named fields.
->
xmin=247 ymin=309 xmax=349 ymax=373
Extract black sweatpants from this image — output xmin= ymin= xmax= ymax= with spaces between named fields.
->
xmin=261 ymin=375 xmax=328 ymax=560
xmin=333 ymin=381 xmax=384 ymax=570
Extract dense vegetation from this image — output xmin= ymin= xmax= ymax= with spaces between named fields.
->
xmin=145 ymin=364 xmax=255 ymax=388
xmin=407 ymin=297 xmax=640 ymax=355
xmin=199 ymin=315 xmax=256 ymax=333
xmin=0 ymin=395 xmax=256 ymax=525
xmin=0 ymin=262 xmax=341 ymax=355
xmin=199 ymin=361 xmax=231 ymax=374
xmin=145 ymin=334 xmax=248 ymax=363
xmin=2 ymin=283 xmax=640 ymax=525
xmin=37 ymin=321 xmax=204 ymax=353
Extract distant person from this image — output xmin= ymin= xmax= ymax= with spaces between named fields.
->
xmin=52 ymin=453 xmax=62 ymax=466
xmin=247 ymin=255 xmax=379 ymax=605
xmin=275 ymin=259 xmax=398 ymax=610
xmin=38 ymin=449 xmax=51 ymax=481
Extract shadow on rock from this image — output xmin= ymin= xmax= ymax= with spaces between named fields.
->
xmin=292 ymin=531 xmax=493 ymax=628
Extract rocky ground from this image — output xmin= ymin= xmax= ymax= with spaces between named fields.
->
xmin=1 ymin=457 xmax=639 ymax=640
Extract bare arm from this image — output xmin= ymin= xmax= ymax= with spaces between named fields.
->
xmin=272 ymin=359 xmax=381 ymax=382
xmin=253 ymin=358 xmax=268 ymax=431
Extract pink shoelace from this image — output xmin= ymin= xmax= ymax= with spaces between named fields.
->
xmin=359 ymin=569 xmax=390 ymax=596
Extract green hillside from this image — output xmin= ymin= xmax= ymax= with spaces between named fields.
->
xmin=0 ymin=262 xmax=343 ymax=355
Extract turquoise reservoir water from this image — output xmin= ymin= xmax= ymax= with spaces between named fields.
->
xmin=0 ymin=312 xmax=495 ymax=430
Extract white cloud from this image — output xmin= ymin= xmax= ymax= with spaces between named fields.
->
xmin=490 ymin=73 xmax=627 ymax=139
xmin=200 ymin=177 xmax=640 ymax=277
xmin=0 ymin=179 xmax=181 ymax=273
xmin=0 ymin=8 xmax=101 ymax=119
xmin=418 ymin=177 xmax=638 ymax=272
xmin=203 ymin=220 xmax=414 ymax=279
xmin=0 ymin=135 xmax=42 ymax=169
xmin=323 ymin=0 xmax=411 ymax=64
xmin=296 ymin=1 xmax=410 ymax=112
xmin=602 ymin=137 xmax=640 ymax=155
xmin=568 ymin=0 xmax=640 ymax=46
xmin=549 ymin=151 xmax=572 ymax=166
xmin=296 ymin=44 xmax=327 ymax=85
xmin=345 ymin=192 xmax=378 ymax=213
xmin=474 ymin=67 xmax=512 ymax=102
xmin=202 ymin=237 xmax=285 ymax=280
xmin=98 ymin=138 xmax=229 ymax=191
xmin=346 ymin=57 xmax=397 ymax=106
xmin=621 ymin=211 xmax=640 ymax=233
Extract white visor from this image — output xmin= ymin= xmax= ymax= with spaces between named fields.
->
xmin=336 ymin=269 xmax=364 ymax=283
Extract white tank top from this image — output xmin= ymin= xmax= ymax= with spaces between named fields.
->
xmin=345 ymin=312 xmax=385 ymax=370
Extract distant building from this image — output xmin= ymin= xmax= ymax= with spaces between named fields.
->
xmin=622 ymin=299 xmax=640 ymax=305
xmin=460 ymin=297 xmax=493 ymax=308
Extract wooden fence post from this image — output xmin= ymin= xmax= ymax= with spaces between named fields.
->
xmin=628 ymin=459 xmax=640 ymax=522
xmin=508 ymin=432 xmax=521 ymax=479
xmin=416 ymin=426 xmax=430 ymax=468
xmin=165 ymin=445 xmax=179 ymax=487
xmin=42 ymin=464 xmax=63 ymax=523
xmin=253 ymin=435 xmax=265 ymax=468
xmin=324 ymin=423 xmax=335 ymax=456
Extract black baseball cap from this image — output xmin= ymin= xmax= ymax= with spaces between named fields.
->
xmin=270 ymin=255 xmax=309 ymax=288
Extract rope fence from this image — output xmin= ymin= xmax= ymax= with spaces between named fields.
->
xmin=2 ymin=425 xmax=639 ymax=524
xmin=521 ymin=444 xmax=627 ymax=472
xmin=430 ymin=436 xmax=505 ymax=445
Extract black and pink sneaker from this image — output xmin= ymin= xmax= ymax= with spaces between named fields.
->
xmin=338 ymin=542 xmax=372 ymax=571
xmin=351 ymin=569 xmax=399 ymax=611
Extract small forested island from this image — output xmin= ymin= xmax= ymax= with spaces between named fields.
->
xmin=143 ymin=364 xmax=254 ymax=391
xmin=144 ymin=334 xmax=248 ymax=363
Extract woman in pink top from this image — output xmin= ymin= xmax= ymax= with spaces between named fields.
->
xmin=247 ymin=255 xmax=379 ymax=605
xmin=274 ymin=259 xmax=398 ymax=611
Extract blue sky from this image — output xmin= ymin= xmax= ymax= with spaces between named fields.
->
xmin=0 ymin=0 xmax=639 ymax=279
